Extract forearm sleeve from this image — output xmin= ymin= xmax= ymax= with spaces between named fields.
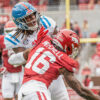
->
xmin=8 ymin=52 xmax=26 ymax=66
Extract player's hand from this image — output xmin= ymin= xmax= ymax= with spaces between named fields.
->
xmin=0 ymin=67 xmax=7 ymax=75
xmin=23 ymin=48 xmax=33 ymax=61
xmin=37 ymin=26 xmax=49 ymax=40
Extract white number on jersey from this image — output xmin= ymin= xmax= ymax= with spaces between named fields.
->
xmin=25 ymin=47 xmax=56 ymax=74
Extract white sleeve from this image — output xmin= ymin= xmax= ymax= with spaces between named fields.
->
xmin=4 ymin=31 xmax=24 ymax=49
xmin=8 ymin=52 xmax=26 ymax=66
xmin=40 ymin=16 xmax=57 ymax=36
xmin=46 ymin=16 xmax=56 ymax=34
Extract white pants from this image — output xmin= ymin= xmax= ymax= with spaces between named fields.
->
xmin=18 ymin=80 xmax=51 ymax=100
xmin=49 ymin=75 xmax=70 ymax=100
xmin=2 ymin=71 xmax=24 ymax=98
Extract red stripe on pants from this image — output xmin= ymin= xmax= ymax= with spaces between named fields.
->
xmin=42 ymin=92 xmax=47 ymax=100
xmin=37 ymin=91 xmax=42 ymax=100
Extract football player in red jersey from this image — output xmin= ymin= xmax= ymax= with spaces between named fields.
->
xmin=18 ymin=27 xmax=100 ymax=100
xmin=0 ymin=21 xmax=24 ymax=100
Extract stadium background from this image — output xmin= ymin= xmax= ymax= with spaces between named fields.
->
xmin=0 ymin=0 xmax=100 ymax=100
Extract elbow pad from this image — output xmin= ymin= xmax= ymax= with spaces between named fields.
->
xmin=8 ymin=52 xmax=26 ymax=66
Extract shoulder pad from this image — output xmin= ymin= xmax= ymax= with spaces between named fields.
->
xmin=4 ymin=30 xmax=24 ymax=49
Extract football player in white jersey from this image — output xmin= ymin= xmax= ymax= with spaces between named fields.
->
xmin=4 ymin=2 xmax=69 ymax=100
xmin=0 ymin=21 xmax=24 ymax=100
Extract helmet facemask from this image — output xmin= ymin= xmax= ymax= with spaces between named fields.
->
xmin=63 ymin=43 xmax=79 ymax=59
xmin=69 ymin=46 xmax=79 ymax=59
xmin=15 ymin=11 xmax=40 ymax=31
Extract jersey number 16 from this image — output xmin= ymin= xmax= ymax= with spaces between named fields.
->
xmin=25 ymin=47 xmax=56 ymax=74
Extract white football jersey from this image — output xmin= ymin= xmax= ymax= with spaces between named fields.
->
xmin=4 ymin=16 xmax=56 ymax=49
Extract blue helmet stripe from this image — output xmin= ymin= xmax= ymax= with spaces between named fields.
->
xmin=5 ymin=37 xmax=17 ymax=45
xmin=8 ymin=34 xmax=20 ymax=43
xmin=40 ymin=18 xmax=47 ymax=29
xmin=43 ymin=16 xmax=51 ymax=27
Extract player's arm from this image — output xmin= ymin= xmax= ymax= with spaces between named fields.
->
xmin=13 ymin=47 xmax=25 ymax=53
xmin=8 ymin=47 xmax=27 ymax=66
xmin=59 ymin=68 xmax=100 ymax=100
xmin=8 ymin=26 xmax=47 ymax=66
xmin=8 ymin=47 xmax=32 ymax=66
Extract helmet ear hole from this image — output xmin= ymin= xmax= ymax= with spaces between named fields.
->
xmin=70 ymin=33 xmax=73 ymax=36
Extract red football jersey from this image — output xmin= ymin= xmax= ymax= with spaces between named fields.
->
xmin=2 ymin=50 xmax=22 ymax=73
xmin=23 ymin=36 xmax=78 ymax=87
xmin=0 ymin=35 xmax=22 ymax=73
xmin=0 ymin=35 xmax=5 ymax=49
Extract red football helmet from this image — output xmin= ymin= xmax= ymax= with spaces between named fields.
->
xmin=53 ymin=29 xmax=80 ymax=58
xmin=4 ymin=21 xmax=16 ymax=35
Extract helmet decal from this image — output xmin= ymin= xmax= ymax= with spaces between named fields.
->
xmin=19 ymin=2 xmax=34 ymax=14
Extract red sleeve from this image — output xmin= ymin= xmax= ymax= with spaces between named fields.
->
xmin=92 ymin=54 xmax=97 ymax=59
xmin=0 ymin=35 xmax=5 ymax=49
xmin=58 ymin=53 xmax=78 ymax=72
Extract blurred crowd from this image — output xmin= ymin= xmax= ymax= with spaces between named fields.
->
xmin=0 ymin=0 xmax=60 ymax=8
xmin=0 ymin=0 xmax=100 ymax=89
xmin=0 ymin=0 xmax=100 ymax=10
xmin=77 ymin=0 xmax=100 ymax=10
xmin=62 ymin=19 xmax=88 ymax=38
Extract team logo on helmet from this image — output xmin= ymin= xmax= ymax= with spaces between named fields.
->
xmin=27 ymin=10 xmax=32 ymax=14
